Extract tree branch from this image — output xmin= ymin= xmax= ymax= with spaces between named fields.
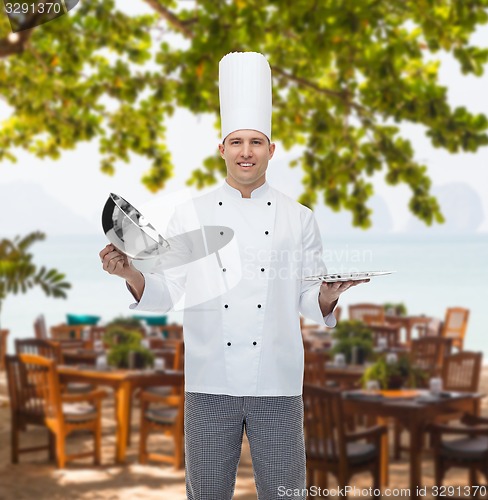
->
xmin=143 ymin=0 xmax=194 ymax=38
xmin=0 ymin=30 xmax=34 ymax=58
xmin=273 ymin=66 xmax=366 ymax=113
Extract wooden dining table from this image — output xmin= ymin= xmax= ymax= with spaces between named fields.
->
xmin=58 ymin=365 xmax=183 ymax=463
xmin=343 ymin=389 xmax=484 ymax=498
xmin=324 ymin=363 xmax=366 ymax=388
xmin=61 ymin=348 xmax=177 ymax=369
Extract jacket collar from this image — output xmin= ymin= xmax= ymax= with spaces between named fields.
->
xmin=222 ymin=180 xmax=270 ymax=199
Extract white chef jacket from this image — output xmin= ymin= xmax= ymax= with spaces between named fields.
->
xmin=130 ymin=181 xmax=336 ymax=396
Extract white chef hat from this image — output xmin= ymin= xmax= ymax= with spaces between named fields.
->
xmin=219 ymin=51 xmax=272 ymax=142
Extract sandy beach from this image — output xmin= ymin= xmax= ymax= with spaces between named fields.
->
xmin=1 ymin=369 xmax=488 ymax=500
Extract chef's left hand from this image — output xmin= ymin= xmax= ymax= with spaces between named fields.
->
xmin=319 ymin=279 xmax=370 ymax=316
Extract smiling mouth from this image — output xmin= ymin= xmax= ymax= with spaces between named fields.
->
xmin=238 ymin=162 xmax=255 ymax=167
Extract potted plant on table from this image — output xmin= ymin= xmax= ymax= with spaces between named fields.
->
xmin=362 ymin=354 xmax=427 ymax=390
xmin=103 ymin=327 xmax=154 ymax=369
xmin=105 ymin=316 xmax=145 ymax=333
xmin=330 ymin=320 xmax=374 ymax=365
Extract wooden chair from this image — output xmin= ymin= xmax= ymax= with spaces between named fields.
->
xmin=34 ymin=315 xmax=86 ymax=349
xmin=6 ymin=354 xmax=106 ymax=467
xmin=410 ymin=337 xmax=453 ymax=379
xmin=304 ymin=350 xmax=331 ymax=387
xmin=138 ymin=371 xmax=185 ymax=468
xmin=303 ymin=384 xmax=386 ymax=493
xmin=160 ymin=324 xmax=183 ymax=340
xmin=349 ymin=304 xmax=385 ymax=324
xmin=5 ymin=355 xmax=55 ymax=463
xmin=34 ymin=315 xmax=49 ymax=340
xmin=144 ymin=340 xmax=185 ymax=400
xmin=441 ymin=307 xmax=470 ymax=351
xmin=15 ymin=338 xmax=63 ymax=363
xmin=15 ymin=338 xmax=94 ymax=393
xmin=394 ymin=351 xmax=483 ymax=460
xmin=0 ymin=329 xmax=9 ymax=371
xmin=87 ymin=326 xmax=107 ymax=349
xmin=442 ymin=351 xmax=482 ymax=393
xmin=151 ymin=339 xmax=184 ymax=370
xmin=349 ymin=304 xmax=405 ymax=349
xmin=368 ymin=322 xmax=402 ymax=349
xmin=416 ymin=317 xmax=443 ymax=338
xmin=50 ymin=324 xmax=87 ymax=342
xmin=430 ymin=413 xmax=488 ymax=488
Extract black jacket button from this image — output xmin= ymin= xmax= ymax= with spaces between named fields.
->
xmin=267 ymin=202 xmax=271 ymax=206
xmin=222 ymin=268 xmax=226 ymax=272
xmin=257 ymin=304 xmax=262 ymax=308
xmin=219 ymin=201 xmax=222 ymax=206
xmin=227 ymin=342 xmax=231 ymax=346
xmin=253 ymin=341 xmax=257 ymax=346
xmin=265 ymin=231 xmax=269 ymax=235
xmin=261 ymin=268 xmax=265 ymax=272
xmin=224 ymin=304 xmax=228 ymax=308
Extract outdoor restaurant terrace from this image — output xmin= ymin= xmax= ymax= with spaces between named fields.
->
xmin=0 ymin=305 xmax=487 ymax=499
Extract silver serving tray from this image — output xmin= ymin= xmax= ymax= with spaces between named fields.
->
xmin=304 ymin=271 xmax=394 ymax=282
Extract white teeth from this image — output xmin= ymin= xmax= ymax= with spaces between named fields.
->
xmin=239 ymin=163 xmax=253 ymax=167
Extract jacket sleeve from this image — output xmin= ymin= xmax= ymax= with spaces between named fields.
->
xmin=129 ymin=206 xmax=190 ymax=313
xmin=298 ymin=208 xmax=337 ymax=327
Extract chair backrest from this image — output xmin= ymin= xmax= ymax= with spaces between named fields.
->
xmin=87 ymin=326 xmax=107 ymax=349
xmin=151 ymin=339 xmax=184 ymax=370
xmin=50 ymin=324 xmax=85 ymax=341
xmin=303 ymin=384 xmax=347 ymax=465
xmin=442 ymin=351 xmax=482 ymax=393
xmin=304 ymin=350 xmax=329 ymax=386
xmin=15 ymin=338 xmax=63 ymax=364
xmin=34 ymin=315 xmax=48 ymax=340
xmin=5 ymin=355 xmax=32 ymax=419
xmin=410 ymin=337 xmax=452 ymax=375
xmin=6 ymin=354 xmax=62 ymax=424
xmin=349 ymin=304 xmax=385 ymax=324
xmin=163 ymin=324 xmax=183 ymax=340
xmin=17 ymin=353 xmax=63 ymax=422
xmin=0 ymin=329 xmax=9 ymax=371
xmin=89 ymin=326 xmax=106 ymax=340
xmin=441 ymin=307 xmax=469 ymax=349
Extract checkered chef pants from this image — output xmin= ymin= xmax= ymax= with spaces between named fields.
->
xmin=184 ymin=392 xmax=306 ymax=500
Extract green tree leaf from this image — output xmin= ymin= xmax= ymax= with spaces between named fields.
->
xmin=0 ymin=231 xmax=71 ymax=326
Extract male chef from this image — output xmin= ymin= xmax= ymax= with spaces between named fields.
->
xmin=100 ymin=52 xmax=368 ymax=500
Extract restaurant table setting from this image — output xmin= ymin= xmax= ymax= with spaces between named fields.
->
xmin=341 ymin=385 xmax=484 ymax=498
xmin=57 ymin=363 xmax=184 ymax=463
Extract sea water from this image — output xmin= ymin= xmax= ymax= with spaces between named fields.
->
xmin=2 ymin=233 xmax=487 ymax=358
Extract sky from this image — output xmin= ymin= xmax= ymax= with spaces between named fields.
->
xmin=0 ymin=2 xmax=487 ymax=236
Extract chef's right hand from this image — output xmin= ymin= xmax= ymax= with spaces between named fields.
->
xmin=99 ymin=244 xmax=145 ymax=301
xmin=99 ymin=244 xmax=135 ymax=280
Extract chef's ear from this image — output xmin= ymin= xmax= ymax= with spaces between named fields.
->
xmin=218 ymin=142 xmax=225 ymax=158
xmin=268 ymin=142 xmax=276 ymax=159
